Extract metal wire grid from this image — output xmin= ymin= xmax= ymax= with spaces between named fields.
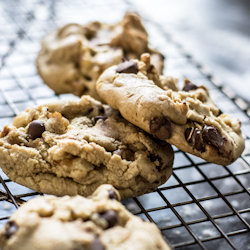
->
xmin=0 ymin=0 xmax=249 ymax=249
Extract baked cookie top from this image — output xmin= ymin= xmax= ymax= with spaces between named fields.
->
xmin=37 ymin=12 xmax=164 ymax=100
xmin=0 ymin=184 xmax=172 ymax=250
xmin=96 ymin=53 xmax=245 ymax=165
xmin=0 ymin=95 xmax=173 ymax=198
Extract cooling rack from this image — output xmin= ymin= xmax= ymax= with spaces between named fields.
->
xmin=0 ymin=0 xmax=249 ymax=249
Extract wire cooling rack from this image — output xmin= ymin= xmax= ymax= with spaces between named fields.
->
xmin=0 ymin=0 xmax=249 ymax=249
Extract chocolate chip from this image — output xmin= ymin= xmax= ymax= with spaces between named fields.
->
xmin=182 ymin=80 xmax=198 ymax=92
xmin=28 ymin=120 xmax=45 ymax=140
xmin=99 ymin=210 xmax=118 ymax=229
xmin=108 ymin=190 xmax=118 ymax=200
xmin=83 ymin=75 xmax=92 ymax=81
xmin=83 ymin=86 xmax=89 ymax=93
xmin=147 ymin=64 xmax=154 ymax=73
xmin=116 ymin=60 xmax=138 ymax=74
xmin=217 ymin=109 xmax=223 ymax=116
xmin=86 ymin=108 xmax=94 ymax=115
xmin=185 ymin=127 xmax=205 ymax=152
xmin=91 ymin=237 xmax=105 ymax=250
xmin=113 ymin=149 xmax=134 ymax=161
xmin=94 ymin=116 xmax=107 ymax=124
xmin=150 ymin=154 xmax=163 ymax=171
xmin=202 ymin=125 xmax=224 ymax=149
xmin=150 ymin=116 xmax=172 ymax=140
xmin=185 ymin=127 xmax=193 ymax=140
xmin=98 ymin=106 xmax=105 ymax=114
xmin=5 ymin=221 xmax=18 ymax=239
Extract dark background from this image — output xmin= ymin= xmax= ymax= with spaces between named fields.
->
xmin=133 ymin=0 xmax=250 ymax=104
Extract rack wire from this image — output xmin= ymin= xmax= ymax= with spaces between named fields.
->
xmin=0 ymin=0 xmax=249 ymax=249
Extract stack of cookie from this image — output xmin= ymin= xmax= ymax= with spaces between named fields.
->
xmin=0 ymin=12 xmax=245 ymax=250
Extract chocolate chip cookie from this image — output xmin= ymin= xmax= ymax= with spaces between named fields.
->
xmin=96 ymin=53 xmax=245 ymax=165
xmin=0 ymin=95 xmax=173 ymax=198
xmin=0 ymin=184 xmax=172 ymax=250
xmin=37 ymin=12 xmax=164 ymax=100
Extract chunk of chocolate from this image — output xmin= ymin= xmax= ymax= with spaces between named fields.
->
xmin=149 ymin=154 xmax=163 ymax=171
xmin=28 ymin=120 xmax=45 ymax=140
xmin=202 ymin=125 xmax=224 ymax=149
xmin=147 ymin=63 xmax=154 ymax=73
xmin=5 ymin=221 xmax=18 ymax=239
xmin=94 ymin=116 xmax=107 ymax=124
xmin=217 ymin=109 xmax=223 ymax=116
xmin=108 ymin=190 xmax=118 ymax=201
xmin=99 ymin=210 xmax=118 ymax=229
xmin=85 ymin=108 xmax=94 ymax=116
xmin=182 ymin=80 xmax=198 ymax=92
xmin=97 ymin=106 xmax=105 ymax=114
xmin=185 ymin=127 xmax=205 ymax=152
xmin=113 ymin=149 xmax=134 ymax=161
xmin=116 ymin=60 xmax=138 ymax=74
xmin=185 ymin=127 xmax=193 ymax=140
xmin=91 ymin=237 xmax=105 ymax=250
xmin=150 ymin=116 xmax=172 ymax=140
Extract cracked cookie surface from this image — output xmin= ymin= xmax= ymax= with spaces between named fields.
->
xmin=96 ymin=53 xmax=245 ymax=165
xmin=37 ymin=12 xmax=164 ymax=101
xmin=0 ymin=95 xmax=173 ymax=198
xmin=0 ymin=184 xmax=172 ymax=250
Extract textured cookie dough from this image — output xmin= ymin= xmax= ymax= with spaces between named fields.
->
xmin=0 ymin=95 xmax=173 ymax=198
xmin=37 ymin=12 xmax=164 ymax=100
xmin=96 ymin=53 xmax=245 ymax=165
xmin=0 ymin=184 xmax=172 ymax=250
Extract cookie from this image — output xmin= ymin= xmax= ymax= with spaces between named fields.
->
xmin=0 ymin=184 xmax=172 ymax=250
xmin=37 ymin=12 xmax=164 ymax=100
xmin=96 ymin=53 xmax=245 ymax=165
xmin=0 ymin=95 xmax=173 ymax=198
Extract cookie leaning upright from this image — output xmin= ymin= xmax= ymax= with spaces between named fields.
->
xmin=0 ymin=95 xmax=173 ymax=198
xmin=96 ymin=53 xmax=245 ymax=165
xmin=0 ymin=184 xmax=172 ymax=250
xmin=36 ymin=12 xmax=164 ymax=100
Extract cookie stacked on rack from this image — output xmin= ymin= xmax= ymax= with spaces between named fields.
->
xmin=0 ymin=11 xmax=175 ymax=199
xmin=96 ymin=53 xmax=245 ymax=166
xmin=0 ymin=12 xmax=177 ymax=200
